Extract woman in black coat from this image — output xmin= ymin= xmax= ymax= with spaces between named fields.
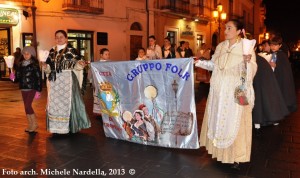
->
xmin=17 ymin=46 xmax=42 ymax=133
xmin=253 ymin=54 xmax=289 ymax=130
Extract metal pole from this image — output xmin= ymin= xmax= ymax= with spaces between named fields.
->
xmin=31 ymin=0 xmax=37 ymax=52
xmin=218 ymin=15 xmax=221 ymax=42
xmin=146 ymin=0 xmax=149 ymax=45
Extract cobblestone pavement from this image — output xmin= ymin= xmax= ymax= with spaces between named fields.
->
xmin=0 ymin=76 xmax=299 ymax=178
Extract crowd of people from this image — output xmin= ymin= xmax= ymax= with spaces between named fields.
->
xmin=253 ymin=35 xmax=297 ymax=133
xmin=136 ymin=35 xmax=196 ymax=60
xmin=6 ymin=19 xmax=298 ymax=170
xmin=194 ymin=19 xmax=297 ymax=169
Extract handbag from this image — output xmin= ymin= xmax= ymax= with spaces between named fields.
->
xmin=34 ymin=91 xmax=41 ymax=99
xmin=234 ymin=68 xmax=249 ymax=106
xmin=9 ymin=72 xmax=15 ymax=81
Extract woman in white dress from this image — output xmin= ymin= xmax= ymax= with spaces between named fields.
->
xmin=194 ymin=19 xmax=257 ymax=167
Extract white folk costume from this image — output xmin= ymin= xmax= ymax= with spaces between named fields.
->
xmin=146 ymin=44 xmax=162 ymax=59
xmin=136 ymin=55 xmax=148 ymax=60
xmin=45 ymin=43 xmax=91 ymax=134
xmin=195 ymin=39 xmax=257 ymax=163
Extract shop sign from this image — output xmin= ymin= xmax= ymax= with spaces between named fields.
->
xmin=181 ymin=31 xmax=193 ymax=36
xmin=181 ymin=25 xmax=194 ymax=36
xmin=0 ymin=8 xmax=19 ymax=25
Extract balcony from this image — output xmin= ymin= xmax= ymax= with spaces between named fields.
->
xmin=190 ymin=2 xmax=203 ymax=17
xmin=190 ymin=3 xmax=210 ymax=25
xmin=1 ymin=0 xmax=32 ymax=7
xmin=158 ymin=0 xmax=190 ymax=15
xmin=62 ymin=0 xmax=104 ymax=14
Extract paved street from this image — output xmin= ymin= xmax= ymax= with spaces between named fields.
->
xmin=0 ymin=74 xmax=300 ymax=178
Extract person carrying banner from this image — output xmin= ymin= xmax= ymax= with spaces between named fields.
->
xmin=136 ymin=48 xmax=147 ymax=60
xmin=194 ymin=19 xmax=257 ymax=168
xmin=146 ymin=35 xmax=162 ymax=59
xmin=161 ymin=37 xmax=176 ymax=59
xmin=42 ymin=30 xmax=91 ymax=134
xmin=99 ymin=48 xmax=110 ymax=61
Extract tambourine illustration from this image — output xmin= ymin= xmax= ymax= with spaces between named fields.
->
xmin=144 ymin=85 xmax=158 ymax=100
xmin=122 ymin=110 xmax=133 ymax=123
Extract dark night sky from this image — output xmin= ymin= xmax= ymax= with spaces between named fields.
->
xmin=263 ymin=0 xmax=300 ymax=44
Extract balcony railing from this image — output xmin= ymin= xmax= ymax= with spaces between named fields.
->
xmin=62 ymin=0 xmax=104 ymax=14
xmin=2 ymin=0 xmax=32 ymax=7
xmin=158 ymin=0 xmax=190 ymax=15
xmin=190 ymin=2 xmax=210 ymax=25
xmin=190 ymin=2 xmax=204 ymax=17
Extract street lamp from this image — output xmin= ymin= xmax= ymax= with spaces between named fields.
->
xmin=30 ymin=0 xmax=51 ymax=52
xmin=31 ymin=0 xmax=37 ymax=52
xmin=264 ymin=32 xmax=269 ymax=40
xmin=213 ymin=3 xmax=227 ymax=42
xmin=171 ymin=80 xmax=178 ymax=112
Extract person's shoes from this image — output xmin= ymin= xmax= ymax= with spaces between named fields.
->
xmin=231 ymin=162 xmax=240 ymax=170
xmin=28 ymin=114 xmax=38 ymax=133
xmin=25 ymin=114 xmax=32 ymax=132
xmin=52 ymin=133 xmax=59 ymax=137
xmin=28 ymin=131 xmax=37 ymax=135
xmin=254 ymin=128 xmax=261 ymax=137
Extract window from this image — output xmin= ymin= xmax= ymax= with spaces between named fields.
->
xmin=130 ymin=22 xmax=142 ymax=31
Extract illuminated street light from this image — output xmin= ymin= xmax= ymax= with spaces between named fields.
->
xmin=213 ymin=3 xmax=226 ymax=42
xmin=171 ymin=80 xmax=178 ymax=112
xmin=264 ymin=32 xmax=269 ymax=39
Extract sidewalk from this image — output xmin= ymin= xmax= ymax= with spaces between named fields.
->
xmin=0 ymin=79 xmax=299 ymax=178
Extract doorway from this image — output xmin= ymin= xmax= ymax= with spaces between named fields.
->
xmin=130 ymin=35 xmax=143 ymax=60
xmin=0 ymin=28 xmax=11 ymax=79
xmin=211 ymin=33 xmax=218 ymax=55
xmin=166 ymin=31 xmax=176 ymax=47
xmin=67 ymin=30 xmax=94 ymax=62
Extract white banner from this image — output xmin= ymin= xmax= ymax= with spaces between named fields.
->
xmin=91 ymin=58 xmax=199 ymax=149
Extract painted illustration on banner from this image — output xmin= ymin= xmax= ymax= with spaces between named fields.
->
xmin=121 ymin=84 xmax=163 ymax=143
xmin=97 ymin=81 xmax=120 ymax=117
xmin=119 ymin=81 xmax=194 ymax=145
xmin=122 ymin=109 xmax=155 ymax=143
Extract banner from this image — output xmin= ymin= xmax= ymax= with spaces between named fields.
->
xmin=91 ymin=58 xmax=199 ymax=149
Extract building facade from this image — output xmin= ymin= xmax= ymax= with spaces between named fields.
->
xmin=0 ymin=0 xmax=265 ymax=64
xmin=153 ymin=0 xmax=266 ymax=55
